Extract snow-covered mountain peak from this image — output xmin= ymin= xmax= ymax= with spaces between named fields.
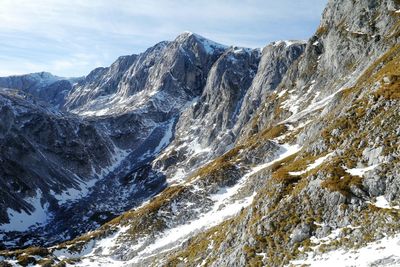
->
xmin=64 ymin=32 xmax=231 ymax=117
xmin=2 ymin=71 xmax=60 ymax=85
xmin=174 ymin=31 xmax=228 ymax=54
xmin=272 ymin=40 xmax=307 ymax=48
xmin=1 ymin=0 xmax=400 ymax=266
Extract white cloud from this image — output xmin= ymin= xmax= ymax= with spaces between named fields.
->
xmin=0 ymin=0 xmax=327 ymax=77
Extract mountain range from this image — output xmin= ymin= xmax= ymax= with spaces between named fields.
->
xmin=0 ymin=0 xmax=400 ymax=266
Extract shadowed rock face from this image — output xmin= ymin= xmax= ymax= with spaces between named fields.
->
xmin=0 ymin=90 xmax=114 ymax=224
xmin=152 ymin=43 xmax=306 ymax=179
xmin=0 ymin=72 xmax=77 ymax=108
xmin=64 ymin=33 xmax=227 ymax=115
xmin=0 ymin=30 xmax=304 ymax=247
xmin=0 ymin=33 xmax=233 ymax=246
xmin=0 ymin=1 xmax=399 ymax=265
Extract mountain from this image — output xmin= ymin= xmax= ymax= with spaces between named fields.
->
xmin=65 ymin=32 xmax=227 ymax=116
xmin=0 ymin=32 xmax=231 ymax=248
xmin=0 ymin=72 xmax=81 ymax=108
xmin=0 ymin=0 xmax=400 ymax=266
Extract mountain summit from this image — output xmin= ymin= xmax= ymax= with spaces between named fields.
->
xmin=0 ymin=0 xmax=400 ymax=266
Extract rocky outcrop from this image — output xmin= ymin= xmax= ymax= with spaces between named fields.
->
xmin=65 ymin=32 xmax=227 ymax=116
xmin=249 ymin=0 xmax=400 ymax=133
xmin=0 ymin=89 xmax=114 ymax=226
xmin=0 ymin=0 xmax=399 ymax=266
xmin=235 ymin=41 xmax=306 ymax=134
xmin=0 ymin=33 xmax=230 ymax=247
xmin=154 ymin=42 xmax=306 ymax=183
xmin=65 ymin=55 xmax=138 ymax=110
xmin=0 ymin=72 xmax=77 ymax=108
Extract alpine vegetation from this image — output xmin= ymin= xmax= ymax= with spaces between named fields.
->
xmin=0 ymin=0 xmax=400 ymax=266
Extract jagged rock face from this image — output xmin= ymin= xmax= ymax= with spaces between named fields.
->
xmin=315 ymin=0 xmax=398 ymax=87
xmin=191 ymin=48 xmax=261 ymax=145
xmin=65 ymin=33 xmax=227 ymax=116
xmin=65 ymin=55 xmax=138 ymax=110
xmin=0 ymin=90 xmax=114 ymax=225
xmin=154 ymin=47 xmax=261 ymax=174
xmin=154 ymin=43 xmax=306 ymax=181
xmin=235 ymin=41 xmax=306 ymax=136
xmin=0 ymin=33 xmax=232 ymax=247
xmin=0 ymin=0 xmax=400 ymax=265
xmin=247 ymin=0 xmax=400 ymax=135
xmin=0 ymin=72 xmax=76 ymax=108
xmin=60 ymin=33 xmax=232 ymax=188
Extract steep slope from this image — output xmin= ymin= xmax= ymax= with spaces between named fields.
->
xmin=154 ymin=42 xmax=305 ymax=185
xmin=0 ymin=33 xmax=242 ymax=249
xmin=0 ymin=0 xmax=399 ymax=266
xmin=161 ymin=0 xmax=400 ymax=266
xmin=65 ymin=32 xmax=227 ymax=117
xmin=0 ymin=89 xmax=118 ymax=239
xmin=0 ymin=72 xmax=79 ymax=108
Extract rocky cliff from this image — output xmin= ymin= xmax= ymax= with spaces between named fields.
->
xmin=0 ymin=0 xmax=400 ymax=266
xmin=0 ymin=72 xmax=80 ymax=108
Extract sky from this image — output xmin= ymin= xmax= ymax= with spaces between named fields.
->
xmin=0 ymin=0 xmax=327 ymax=78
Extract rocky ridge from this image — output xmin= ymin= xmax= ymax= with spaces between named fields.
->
xmin=0 ymin=0 xmax=399 ymax=266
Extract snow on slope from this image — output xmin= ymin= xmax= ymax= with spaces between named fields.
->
xmin=153 ymin=118 xmax=176 ymax=154
xmin=183 ymin=32 xmax=228 ymax=54
xmin=0 ymin=190 xmax=49 ymax=232
xmin=273 ymin=40 xmax=307 ymax=47
xmin=283 ymin=87 xmax=345 ymax=124
xmin=68 ymin=143 xmax=301 ymax=266
xmin=53 ymin=226 xmax=130 ymax=267
xmin=132 ymin=145 xmax=302 ymax=262
xmin=0 ymin=146 xmax=130 ymax=233
xmin=127 ymin=144 xmax=301 ymax=263
xmin=281 ymin=66 xmax=367 ymax=125
xmin=368 ymin=196 xmax=400 ymax=210
xmin=290 ymin=233 xmax=400 ymax=267
xmin=345 ymin=164 xmax=379 ymax=177
xmin=289 ymin=152 xmax=334 ymax=176
xmin=52 ymin=146 xmax=130 ymax=206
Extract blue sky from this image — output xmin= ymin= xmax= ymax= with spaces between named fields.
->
xmin=0 ymin=0 xmax=327 ymax=77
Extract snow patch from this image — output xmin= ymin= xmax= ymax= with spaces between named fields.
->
xmin=187 ymin=32 xmax=228 ymax=54
xmin=154 ymin=118 xmax=175 ymax=154
xmin=283 ymin=86 xmax=345 ymax=124
xmin=168 ymin=168 xmax=186 ymax=184
xmin=52 ymin=146 xmax=130 ymax=206
xmin=369 ymin=196 xmax=400 ymax=210
xmin=345 ymin=164 xmax=379 ymax=177
xmin=289 ymin=152 xmax=334 ymax=176
xmin=56 ymin=226 xmax=130 ymax=267
xmin=277 ymin=89 xmax=288 ymax=98
xmin=281 ymin=93 xmax=301 ymax=115
xmin=240 ymin=143 xmax=302 ymax=180
xmin=199 ymin=38 xmax=227 ymax=54
xmin=0 ymin=190 xmax=49 ymax=232
xmin=53 ymin=240 xmax=96 ymax=259
xmin=345 ymin=27 xmax=367 ymax=35
xmin=273 ymin=40 xmax=306 ymax=47
xmin=290 ymin=233 xmax=400 ymax=267
xmin=310 ymin=225 xmax=360 ymax=246
xmin=188 ymin=138 xmax=211 ymax=156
